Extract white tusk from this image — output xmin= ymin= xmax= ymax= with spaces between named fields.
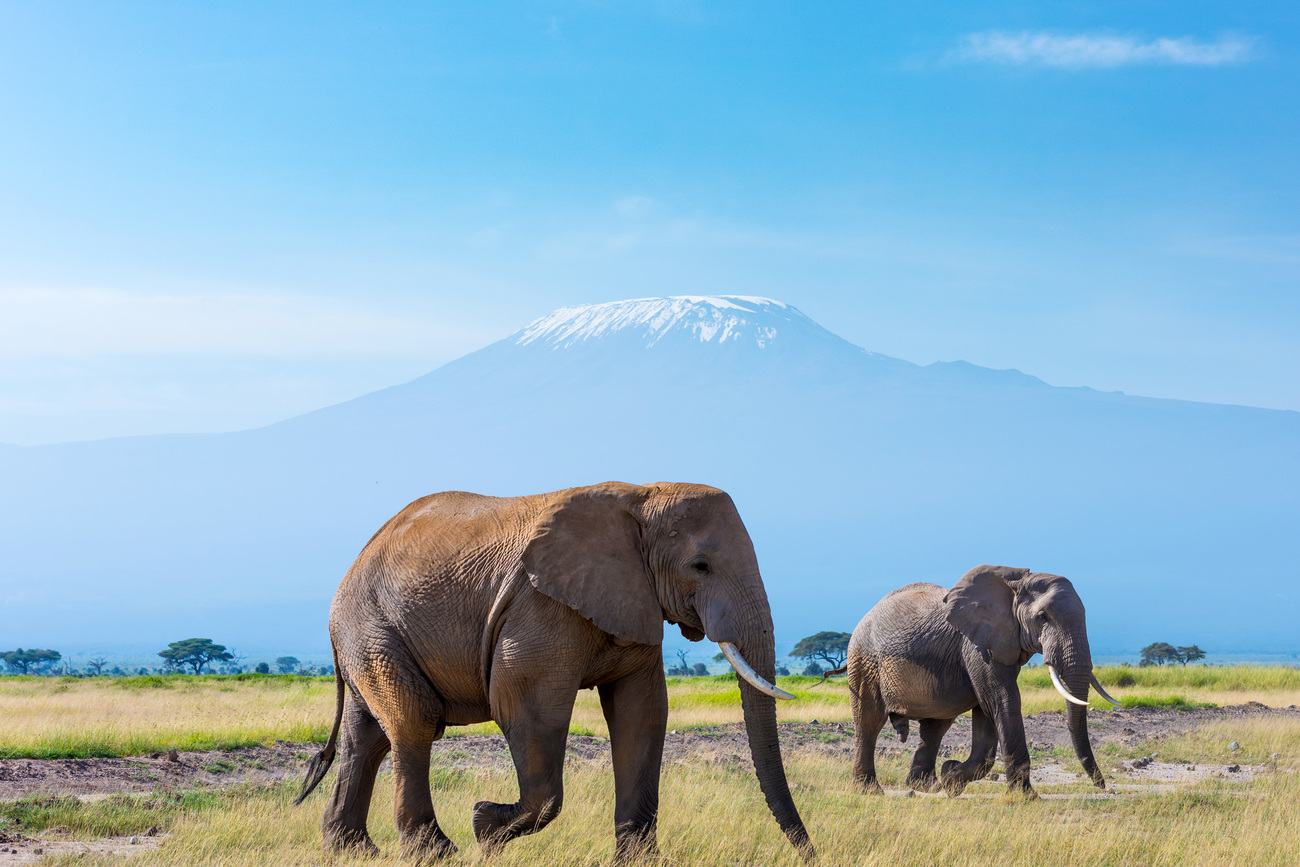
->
xmin=1048 ymin=665 xmax=1091 ymax=706
xmin=1090 ymin=672 xmax=1124 ymax=708
xmin=719 ymin=642 xmax=796 ymax=701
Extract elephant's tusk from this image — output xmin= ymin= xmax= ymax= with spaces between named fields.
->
xmin=1089 ymin=672 xmax=1124 ymax=708
xmin=1048 ymin=665 xmax=1091 ymax=706
xmin=719 ymin=642 xmax=796 ymax=701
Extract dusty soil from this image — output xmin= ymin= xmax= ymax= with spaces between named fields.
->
xmin=0 ymin=832 xmax=162 ymax=865
xmin=0 ymin=740 xmax=316 ymax=801
xmin=0 ymin=704 xmax=1292 ymax=859
xmin=2 ymin=704 xmax=1293 ymax=802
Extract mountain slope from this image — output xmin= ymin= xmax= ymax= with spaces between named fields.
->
xmin=2 ymin=296 xmax=1296 ymax=658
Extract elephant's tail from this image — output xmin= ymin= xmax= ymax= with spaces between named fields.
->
xmin=294 ymin=645 xmax=345 ymax=806
xmin=810 ymin=664 xmax=848 ymax=688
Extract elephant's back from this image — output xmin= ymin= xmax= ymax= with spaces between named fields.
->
xmin=850 ymin=582 xmax=973 ymax=716
xmin=349 ymin=491 xmax=541 ymax=580
xmin=329 ymin=491 xmax=548 ymax=720
xmin=330 ymin=490 xmax=544 ymax=644
xmin=853 ymin=583 xmax=948 ymax=644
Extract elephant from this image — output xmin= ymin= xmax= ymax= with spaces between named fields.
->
xmin=831 ymin=565 xmax=1121 ymax=798
xmin=295 ymin=481 xmax=813 ymax=861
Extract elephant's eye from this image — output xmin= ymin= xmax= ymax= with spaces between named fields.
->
xmin=691 ymin=559 xmax=710 ymax=574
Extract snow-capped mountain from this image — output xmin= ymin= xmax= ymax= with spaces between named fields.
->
xmin=2 ymin=296 xmax=1296 ymax=659
xmin=516 ymin=295 xmax=842 ymax=351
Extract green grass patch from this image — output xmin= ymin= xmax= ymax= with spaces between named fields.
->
xmin=1113 ymin=693 xmax=1215 ymax=710
xmin=1019 ymin=664 xmax=1300 ymax=692
xmin=0 ymin=788 xmax=253 ymax=837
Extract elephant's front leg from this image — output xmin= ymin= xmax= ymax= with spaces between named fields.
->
xmin=473 ymin=678 xmax=575 ymax=853
xmin=598 ymin=655 xmax=668 ymax=862
xmin=986 ymin=669 xmax=1036 ymax=798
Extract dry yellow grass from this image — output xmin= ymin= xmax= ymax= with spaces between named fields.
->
xmin=0 ymin=676 xmax=334 ymax=758
xmin=33 ymin=717 xmax=1300 ymax=866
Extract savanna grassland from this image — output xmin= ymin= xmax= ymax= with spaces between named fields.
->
xmin=5 ymin=666 xmax=1300 ymax=759
xmin=2 ymin=668 xmax=1299 ymax=865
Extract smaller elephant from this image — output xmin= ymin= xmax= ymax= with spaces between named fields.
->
xmin=833 ymin=565 xmax=1121 ymax=798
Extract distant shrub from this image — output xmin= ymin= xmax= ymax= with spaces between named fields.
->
xmin=114 ymin=675 xmax=173 ymax=689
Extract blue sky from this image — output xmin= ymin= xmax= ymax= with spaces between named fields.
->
xmin=2 ymin=1 xmax=1297 ymax=444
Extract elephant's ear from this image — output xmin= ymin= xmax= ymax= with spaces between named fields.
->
xmin=523 ymin=483 xmax=663 ymax=646
xmin=943 ymin=565 xmax=1030 ymax=666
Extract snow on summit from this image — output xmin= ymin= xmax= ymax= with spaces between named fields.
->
xmin=515 ymin=296 xmax=816 ymax=350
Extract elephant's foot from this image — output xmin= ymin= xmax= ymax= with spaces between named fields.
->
xmin=852 ymin=775 xmax=885 ymax=796
xmin=939 ymin=760 xmax=969 ymax=798
xmin=1001 ymin=782 xmax=1039 ymax=802
xmin=399 ymin=824 xmax=458 ymax=862
xmin=905 ymin=771 xmax=940 ymax=793
xmin=474 ymin=798 xmax=559 ymax=854
xmin=613 ymin=827 xmax=660 ymax=864
xmin=322 ymin=825 xmax=380 ymax=858
xmin=472 ymin=801 xmax=515 ymax=855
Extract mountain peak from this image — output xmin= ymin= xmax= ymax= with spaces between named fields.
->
xmin=514 ymin=295 xmax=815 ymax=351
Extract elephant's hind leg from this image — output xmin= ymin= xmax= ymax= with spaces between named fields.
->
xmin=343 ymin=638 xmax=456 ymax=860
xmin=940 ymin=706 xmax=997 ymax=797
xmin=849 ymin=661 xmax=888 ymax=795
xmin=906 ymin=718 xmax=954 ymax=793
xmin=392 ymin=736 xmax=457 ymax=860
xmin=321 ymin=695 xmax=390 ymax=855
xmin=372 ymin=661 xmax=457 ymax=859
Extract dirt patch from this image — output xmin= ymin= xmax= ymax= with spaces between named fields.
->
xmin=0 ymin=740 xmax=315 ymax=801
xmin=0 ymin=833 xmax=161 ymax=864
xmin=1 ymin=703 xmax=1293 ymax=802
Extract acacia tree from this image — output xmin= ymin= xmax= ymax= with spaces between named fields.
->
xmin=789 ymin=632 xmax=852 ymax=670
xmin=2 ymin=648 xmax=62 ymax=675
xmin=276 ymin=656 xmax=301 ymax=674
xmin=1176 ymin=645 xmax=1207 ymax=665
xmin=1140 ymin=642 xmax=1179 ymax=666
xmin=86 ymin=656 xmax=109 ymax=676
xmin=158 ymin=639 xmax=233 ymax=675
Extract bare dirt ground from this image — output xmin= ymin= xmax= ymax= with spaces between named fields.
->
xmin=0 ymin=704 xmax=1293 ymax=860
xmin=0 ymin=831 xmax=162 ymax=865
xmin=2 ymin=703 xmax=1293 ymax=801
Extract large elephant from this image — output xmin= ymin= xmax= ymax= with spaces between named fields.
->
xmin=295 ymin=481 xmax=813 ymax=861
xmin=836 ymin=565 xmax=1121 ymax=798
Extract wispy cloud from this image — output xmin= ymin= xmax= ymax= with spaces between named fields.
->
xmin=950 ymin=31 xmax=1257 ymax=69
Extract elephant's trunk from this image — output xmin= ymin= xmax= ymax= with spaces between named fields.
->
xmin=734 ymin=629 xmax=814 ymax=860
xmin=1049 ymin=635 xmax=1105 ymax=789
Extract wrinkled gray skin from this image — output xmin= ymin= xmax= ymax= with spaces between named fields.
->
xmin=296 ymin=481 xmax=812 ymax=862
xmin=843 ymin=565 xmax=1104 ymax=798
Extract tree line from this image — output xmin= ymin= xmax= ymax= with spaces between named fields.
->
xmin=6 ymin=634 xmax=1208 ymax=677
xmin=1140 ymin=642 xmax=1207 ymax=667
xmin=0 ymin=638 xmax=333 ymax=677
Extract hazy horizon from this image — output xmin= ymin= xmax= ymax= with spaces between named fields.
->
xmin=3 ymin=3 xmax=1299 ymax=447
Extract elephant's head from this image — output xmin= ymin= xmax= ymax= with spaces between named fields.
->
xmin=943 ymin=564 xmax=1116 ymax=789
xmin=523 ymin=481 xmax=812 ymax=857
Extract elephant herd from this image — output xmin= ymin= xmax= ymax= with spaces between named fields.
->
xmin=295 ymin=481 xmax=1118 ymax=862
